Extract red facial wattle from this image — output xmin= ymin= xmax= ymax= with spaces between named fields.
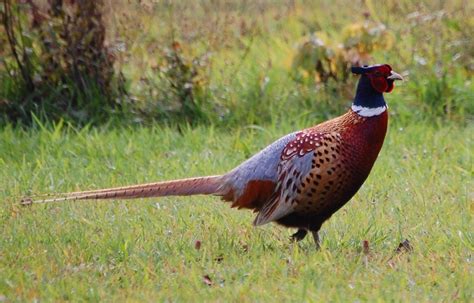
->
xmin=370 ymin=76 xmax=389 ymax=93
xmin=368 ymin=64 xmax=395 ymax=93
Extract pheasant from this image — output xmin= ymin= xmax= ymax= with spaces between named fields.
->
xmin=22 ymin=64 xmax=403 ymax=247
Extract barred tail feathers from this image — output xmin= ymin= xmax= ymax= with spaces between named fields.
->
xmin=21 ymin=175 xmax=224 ymax=205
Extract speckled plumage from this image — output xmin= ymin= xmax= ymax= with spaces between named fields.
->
xmin=223 ymin=109 xmax=388 ymax=232
xmin=24 ymin=64 xmax=402 ymax=247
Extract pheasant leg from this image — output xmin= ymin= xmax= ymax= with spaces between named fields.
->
xmin=311 ymin=230 xmax=321 ymax=249
xmin=290 ymin=229 xmax=308 ymax=242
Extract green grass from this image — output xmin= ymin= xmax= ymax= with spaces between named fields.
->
xmin=0 ymin=119 xmax=472 ymax=301
xmin=1 ymin=1 xmax=472 ymax=301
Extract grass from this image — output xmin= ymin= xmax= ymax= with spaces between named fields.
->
xmin=0 ymin=0 xmax=472 ymax=301
xmin=0 ymin=118 xmax=472 ymax=301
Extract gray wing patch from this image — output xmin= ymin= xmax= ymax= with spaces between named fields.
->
xmin=222 ymin=132 xmax=298 ymax=197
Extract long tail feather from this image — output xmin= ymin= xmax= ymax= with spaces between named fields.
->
xmin=21 ymin=175 xmax=223 ymax=205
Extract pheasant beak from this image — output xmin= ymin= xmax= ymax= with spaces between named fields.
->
xmin=387 ymin=71 xmax=403 ymax=81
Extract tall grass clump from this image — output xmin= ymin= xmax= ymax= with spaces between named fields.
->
xmin=0 ymin=0 xmax=126 ymax=126
xmin=132 ymin=41 xmax=213 ymax=125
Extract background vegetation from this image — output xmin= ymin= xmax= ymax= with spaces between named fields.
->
xmin=0 ymin=0 xmax=473 ymax=126
xmin=0 ymin=0 xmax=472 ymax=301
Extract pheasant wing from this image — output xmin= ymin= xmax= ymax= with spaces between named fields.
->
xmin=254 ymin=130 xmax=337 ymax=225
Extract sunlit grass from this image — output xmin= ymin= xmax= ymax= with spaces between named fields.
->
xmin=1 ymin=120 xmax=472 ymax=301
xmin=0 ymin=0 xmax=472 ymax=301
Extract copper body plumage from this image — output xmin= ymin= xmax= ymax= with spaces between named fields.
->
xmin=265 ymin=110 xmax=388 ymax=230
xmin=23 ymin=64 xmax=403 ymax=247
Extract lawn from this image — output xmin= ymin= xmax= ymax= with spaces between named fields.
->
xmin=0 ymin=120 xmax=472 ymax=301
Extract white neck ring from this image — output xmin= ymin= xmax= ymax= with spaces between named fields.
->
xmin=351 ymin=104 xmax=387 ymax=117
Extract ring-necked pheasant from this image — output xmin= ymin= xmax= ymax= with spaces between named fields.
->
xmin=22 ymin=64 xmax=403 ymax=247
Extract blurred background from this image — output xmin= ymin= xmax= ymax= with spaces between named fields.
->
xmin=0 ymin=0 xmax=472 ymax=127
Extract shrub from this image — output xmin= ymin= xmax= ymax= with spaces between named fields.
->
xmin=0 ymin=0 xmax=126 ymax=126
xmin=155 ymin=41 xmax=211 ymax=124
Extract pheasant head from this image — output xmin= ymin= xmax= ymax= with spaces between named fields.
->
xmin=351 ymin=64 xmax=403 ymax=116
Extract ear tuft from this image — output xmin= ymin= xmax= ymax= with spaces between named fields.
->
xmin=351 ymin=66 xmax=366 ymax=75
